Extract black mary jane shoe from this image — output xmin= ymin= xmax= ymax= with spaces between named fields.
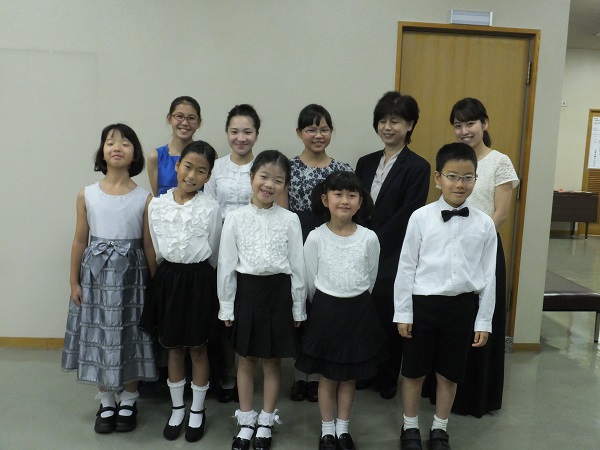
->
xmin=185 ymin=408 xmax=206 ymax=442
xmin=336 ymin=433 xmax=355 ymax=450
xmin=115 ymin=402 xmax=137 ymax=432
xmin=400 ymin=427 xmax=423 ymax=450
xmin=219 ymin=384 xmax=239 ymax=403
xmin=94 ymin=405 xmax=117 ymax=434
xmin=307 ymin=380 xmax=319 ymax=403
xmin=290 ymin=380 xmax=307 ymax=401
xmin=253 ymin=425 xmax=273 ymax=450
xmin=232 ymin=425 xmax=255 ymax=450
xmin=115 ymin=403 xmax=137 ymax=433
xmin=319 ymin=434 xmax=337 ymax=450
xmin=429 ymin=429 xmax=451 ymax=450
xmin=163 ymin=405 xmax=185 ymax=441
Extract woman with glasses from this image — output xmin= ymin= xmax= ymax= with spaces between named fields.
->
xmin=284 ymin=104 xmax=352 ymax=404
xmin=147 ymin=96 xmax=202 ymax=197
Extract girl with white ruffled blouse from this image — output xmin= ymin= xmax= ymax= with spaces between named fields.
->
xmin=140 ymin=141 xmax=222 ymax=443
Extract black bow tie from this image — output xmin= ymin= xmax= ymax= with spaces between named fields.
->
xmin=441 ymin=207 xmax=469 ymax=222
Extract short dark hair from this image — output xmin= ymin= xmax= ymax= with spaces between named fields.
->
xmin=94 ymin=123 xmax=144 ymax=176
xmin=167 ymin=96 xmax=202 ymax=123
xmin=372 ymin=91 xmax=419 ymax=144
xmin=449 ymin=97 xmax=491 ymax=147
xmin=225 ymin=104 xmax=261 ymax=132
xmin=297 ymin=104 xmax=333 ymax=130
xmin=311 ymin=171 xmax=373 ymax=225
xmin=436 ymin=142 xmax=478 ymax=173
xmin=251 ymin=150 xmax=291 ymax=186
xmin=179 ymin=140 xmax=217 ymax=172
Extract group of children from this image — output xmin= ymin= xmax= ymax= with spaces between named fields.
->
xmin=62 ymin=92 xmax=518 ymax=450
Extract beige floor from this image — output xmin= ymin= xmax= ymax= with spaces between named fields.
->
xmin=2 ymin=237 xmax=600 ymax=449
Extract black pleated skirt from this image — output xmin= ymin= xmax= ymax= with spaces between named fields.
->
xmin=140 ymin=260 xmax=217 ymax=348
xmin=232 ymin=273 xmax=298 ymax=359
xmin=295 ymin=290 xmax=387 ymax=382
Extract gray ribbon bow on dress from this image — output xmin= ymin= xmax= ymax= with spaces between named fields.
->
xmin=88 ymin=240 xmax=132 ymax=278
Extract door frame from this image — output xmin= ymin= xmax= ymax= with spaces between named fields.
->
xmin=395 ymin=22 xmax=541 ymax=337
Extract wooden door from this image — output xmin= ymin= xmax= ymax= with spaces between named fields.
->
xmin=396 ymin=23 xmax=540 ymax=335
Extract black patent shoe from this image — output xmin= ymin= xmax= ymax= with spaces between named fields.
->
xmin=336 ymin=433 xmax=355 ymax=450
xmin=400 ymin=427 xmax=423 ymax=450
xmin=290 ymin=380 xmax=307 ymax=401
xmin=94 ymin=405 xmax=116 ymax=434
xmin=115 ymin=402 xmax=137 ymax=432
xmin=219 ymin=384 xmax=239 ymax=403
xmin=429 ymin=429 xmax=451 ymax=450
xmin=253 ymin=425 xmax=273 ymax=450
xmin=307 ymin=380 xmax=319 ymax=402
xmin=379 ymin=382 xmax=398 ymax=400
xmin=319 ymin=434 xmax=337 ymax=450
xmin=185 ymin=408 xmax=206 ymax=442
xmin=163 ymin=405 xmax=185 ymax=440
xmin=232 ymin=425 xmax=255 ymax=450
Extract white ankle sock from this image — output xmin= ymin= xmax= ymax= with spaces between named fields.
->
xmin=188 ymin=382 xmax=208 ymax=428
xmin=403 ymin=414 xmax=419 ymax=430
xmin=235 ymin=409 xmax=257 ymax=440
xmin=96 ymin=391 xmax=116 ymax=418
xmin=256 ymin=410 xmax=277 ymax=439
xmin=431 ymin=414 xmax=448 ymax=431
xmin=336 ymin=418 xmax=349 ymax=436
xmin=118 ymin=390 xmax=139 ymax=416
xmin=321 ymin=420 xmax=335 ymax=438
xmin=167 ymin=378 xmax=186 ymax=426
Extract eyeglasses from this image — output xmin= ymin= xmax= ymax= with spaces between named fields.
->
xmin=303 ymin=127 xmax=332 ymax=136
xmin=440 ymin=173 xmax=477 ymax=183
xmin=171 ymin=113 xmax=199 ymax=125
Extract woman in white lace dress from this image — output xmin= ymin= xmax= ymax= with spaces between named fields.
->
xmin=448 ymin=97 xmax=519 ymax=417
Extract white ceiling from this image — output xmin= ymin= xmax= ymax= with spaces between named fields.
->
xmin=568 ymin=0 xmax=600 ymax=49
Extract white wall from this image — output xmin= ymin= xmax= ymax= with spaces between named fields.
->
xmin=556 ymin=49 xmax=600 ymax=190
xmin=0 ymin=0 xmax=570 ymax=344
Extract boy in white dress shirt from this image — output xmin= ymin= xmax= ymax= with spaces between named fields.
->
xmin=394 ymin=142 xmax=497 ymax=450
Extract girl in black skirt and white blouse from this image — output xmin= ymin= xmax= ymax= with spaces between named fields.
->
xmin=295 ymin=171 xmax=386 ymax=450
xmin=218 ymin=150 xmax=307 ymax=450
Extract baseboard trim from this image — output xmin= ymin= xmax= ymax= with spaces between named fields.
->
xmin=512 ymin=342 xmax=541 ymax=353
xmin=0 ymin=337 xmax=64 ymax=349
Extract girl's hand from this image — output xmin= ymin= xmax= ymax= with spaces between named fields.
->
xmin=294 ymin=321 xmax=302 ymax=328
xmin=70 ymin=284 xmax=83 ymax=307
xmin=224 ymin=320 xmax=233 ymax=327
xmin=472 ymin=331 xmax=489 ymax=347
xmin=397 ymin=323 xmax=412 ymax=338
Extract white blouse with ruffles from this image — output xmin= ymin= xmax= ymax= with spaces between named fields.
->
xmin=204 ymin=154 xmax=253 ymax=221
xmin=148 ymin=189 xmax=222 ymax=268
xmin=471 ymin=150 xmax=519 ymax=217
xmin=304 ymin=224 xmax=380 ymax=300
xmin=217 ymin=202 xmax=307 ymax=322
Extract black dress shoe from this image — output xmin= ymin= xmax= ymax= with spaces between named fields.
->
xmin=185 ymin=408 xmax=206 ymax=442
xmin=319 ymin=434 xmax=337 ymax=450
xmin=219 ymin=384 xmax=239 ymax=403
xmin=379 ymin=383 xmax=398 ymax=399
xmin=355 ymin=377 xmax=374 ymax=390
xmin=94 ymin=405 xmax=116 ymax=434
xmin=253 ymin=425 xmax=273 ymax=450
xmin=400 ymin=427 xmax=422 ymax=450
xmin=429 ymin=429 xmax=451 ymax=450
xmin=336 ymin=433 xmax=355 ymax=450
xmin=290 ymin=380 xmax=307 ymax=401
xmin=163 ymin=405 xmax=185 ymax=440
xmin=232 ymin=425 xmax=255 ymax=450
xmin=307 ymin=380 xmax=319 ymax=402
xmin=115 ymin=402 xmax=137 ymax=432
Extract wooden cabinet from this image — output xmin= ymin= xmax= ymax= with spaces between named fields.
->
xmin=551 ymin=191 xmax=599 ymax=238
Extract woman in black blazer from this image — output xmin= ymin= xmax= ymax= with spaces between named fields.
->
xmin=355 ymin=92 xmax=430 ymax=399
